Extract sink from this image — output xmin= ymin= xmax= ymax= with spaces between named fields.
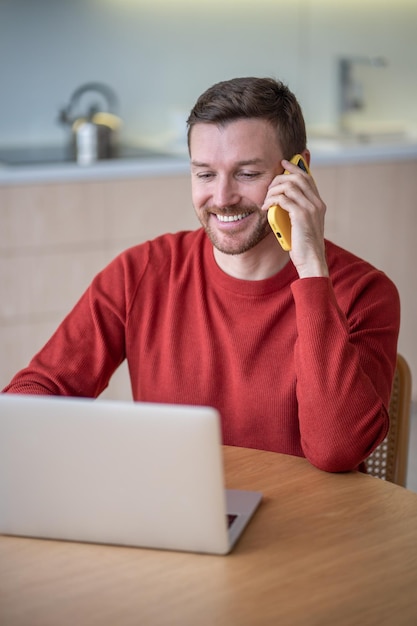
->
xmin=0 ymin=144 xmax=173 ymax=166
xmin=307 ymin=122 xmax=416 ymax=148
xmin=309 ymin=132 xmax=408 ymax=148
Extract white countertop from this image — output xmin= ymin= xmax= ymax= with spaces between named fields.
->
xmin=0 ymin=154 xmax=191 ymax=186
xmin=1 ymin=139 xmax=417 ymax=186
xmin=308 ymin=137 xmax=417 ymax=167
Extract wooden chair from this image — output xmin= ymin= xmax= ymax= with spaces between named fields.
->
xmin=365 ymin=354 xmax=412 ymax=487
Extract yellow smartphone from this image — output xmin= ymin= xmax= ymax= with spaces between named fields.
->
xmin=267 ymin=154 xmax=311 ymax=251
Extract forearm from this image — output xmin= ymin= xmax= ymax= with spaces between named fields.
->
xmin=3 ymin=373 xmax=68 ymax=396
xmin=292 ymin=277 xmax=399 ymax=472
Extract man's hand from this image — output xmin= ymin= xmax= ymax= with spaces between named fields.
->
xmin=262 ymin=158 xmax=329 ymax=278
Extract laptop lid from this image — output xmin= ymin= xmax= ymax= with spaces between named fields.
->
xmin=0 ymin=395 xmax=261 ymax=555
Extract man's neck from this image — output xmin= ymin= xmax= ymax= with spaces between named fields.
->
xmin=213 ymin=233 xmax=290 ymax=281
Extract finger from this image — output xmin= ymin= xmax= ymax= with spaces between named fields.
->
xmin=262 ymin=179 xmax=307 ymax=212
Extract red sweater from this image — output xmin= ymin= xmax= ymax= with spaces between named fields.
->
xmin=4 ymin=229 xmax=400 ymax=472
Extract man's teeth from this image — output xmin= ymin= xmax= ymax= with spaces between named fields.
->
xmin=216 ymin=212 xmax=250 ymax=222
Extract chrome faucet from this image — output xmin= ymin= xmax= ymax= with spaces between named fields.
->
xmin=338 ymin=56 xmax=387 ymax=132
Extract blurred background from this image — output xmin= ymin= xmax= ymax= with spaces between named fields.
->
xmin=0 ymin=0 xmax=416 ymax=150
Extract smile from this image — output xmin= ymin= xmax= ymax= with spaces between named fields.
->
xmin=216 ymin=212 xmax=251 ymax=222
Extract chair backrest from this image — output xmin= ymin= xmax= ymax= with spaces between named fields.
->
xmin=365 ymin=354 xmax=412 ymax=487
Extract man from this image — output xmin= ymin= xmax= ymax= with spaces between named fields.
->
xmin=3 ymin=77 xmax=400 ymax=473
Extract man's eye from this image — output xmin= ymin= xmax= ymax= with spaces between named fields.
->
xmin=239 ymin=171 xmax=260 ymax=179
xmin=196 ymin=172 xmax=215 ymax=180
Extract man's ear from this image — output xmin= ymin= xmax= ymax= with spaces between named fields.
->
xmin=302 ymin=149 xmax=311 ymax=167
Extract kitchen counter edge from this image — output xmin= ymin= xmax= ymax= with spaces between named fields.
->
xmin=1 ymin=141 xmax=417 ymax=186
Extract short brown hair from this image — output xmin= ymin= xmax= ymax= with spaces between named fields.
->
xmin=187 ymin=77 xmax=306 ymax=159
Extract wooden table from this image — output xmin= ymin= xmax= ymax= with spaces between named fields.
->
xmin=1 ymin=446 xmax=417 ymax=625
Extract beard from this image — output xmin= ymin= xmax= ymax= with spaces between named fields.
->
xmin=196 ymin=205 xmax=271 ymax=256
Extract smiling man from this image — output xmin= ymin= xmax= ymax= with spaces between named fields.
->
xmin=3 ymin=77 xmax=400 ymax=473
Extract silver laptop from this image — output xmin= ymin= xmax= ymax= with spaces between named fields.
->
xmin=0 ymin=394 xmax=261 ymax=555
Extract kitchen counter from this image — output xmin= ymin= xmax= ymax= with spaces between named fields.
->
xmin=309 ymin=136 xmax=417 ymax=166
xmin=1 ymin=138 xmax=417 ymax=186
xmin=0 ymin=151 xmax=190 ymax=186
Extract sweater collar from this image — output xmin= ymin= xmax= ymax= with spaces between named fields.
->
xmin=202 ymin=231 xmax=298 ymax=296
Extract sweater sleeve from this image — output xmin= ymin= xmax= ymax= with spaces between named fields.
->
xmin=291 ymin=272 xmax=400 ymax=473
xmin=2 ymin=251 xmax=136 ymax=397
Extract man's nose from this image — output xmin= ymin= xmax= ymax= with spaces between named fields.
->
xmin=213 ymin=176 xmax=240 ymax=208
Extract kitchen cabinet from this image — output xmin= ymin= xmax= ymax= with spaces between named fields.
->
xmin=0 ymin=175 xmax=197 ymax=399
xmin=1 ymin=161 xmax=416 ymax=400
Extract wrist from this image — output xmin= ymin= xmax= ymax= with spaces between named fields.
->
xmin=295 ymin=259 xmax=329 ymax=279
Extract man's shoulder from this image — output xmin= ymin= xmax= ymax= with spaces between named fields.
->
xmin=111 ymin=229 xmax=203 ymax=269
xmin=112 ymin=229 xmax=207 ymax=282
xmin=325 ymin=239 xmax=398 ymax=295
xmin=93 ymin=229 xmax=206 ymax=299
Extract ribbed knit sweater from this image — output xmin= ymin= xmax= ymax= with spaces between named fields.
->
xmin=3 ymin=229 xmax=400 ymax=472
